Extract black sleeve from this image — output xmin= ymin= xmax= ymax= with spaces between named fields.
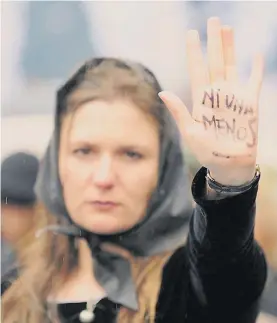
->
xmin=260 ymin=268 xmax=277 ymax=317
xmin=186 ymin=167 xmax=267 ymax=323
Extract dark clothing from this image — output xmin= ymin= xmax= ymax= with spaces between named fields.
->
xmin=1 ymin=239 xmax=18 ymax=296
xmin=1 ymin=239 xmax=16 ymax=279
xmin=2 ymin=168 xmax=267 ymax=322
xmin=261 ymin=268 xmax=277 ymax=317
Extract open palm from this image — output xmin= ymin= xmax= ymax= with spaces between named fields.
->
xmin=160 ymin=17 xmax=264 ymax=185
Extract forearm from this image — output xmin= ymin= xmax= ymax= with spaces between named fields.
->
xmin=192 ymin=167 xmax=258 ymax=249
xmin=187 ymin=167 xmax=267 ymax=320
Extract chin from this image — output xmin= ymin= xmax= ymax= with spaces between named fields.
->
xmin=79 ymin=214 xmax=135 ymax=235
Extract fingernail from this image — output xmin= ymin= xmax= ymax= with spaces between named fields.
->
xmin=208 ymin=17 xmax=221 ymax=24
xmin=158 ymin=91 xmax=167 ymax=99
xmin=159 ymin=91 xmax=175 ymax=102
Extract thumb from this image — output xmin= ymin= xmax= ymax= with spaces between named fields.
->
xmin=158 ymin=91 xmax=192 ymax=135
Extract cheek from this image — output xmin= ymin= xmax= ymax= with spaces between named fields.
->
xmin=59 ymin=156 xmax=89 ymax=194
xmin=126 ymin=162 xmax=159 ymax=205
xmin=125 ymin=166 xmax=158 ymax=225
xmin=59 ymin=165 xmax=85 ymax=216
xmin=143 ymin=160 xmax=159 ymax=188
xmin=144 ymin=168 xmax=159 ymax=198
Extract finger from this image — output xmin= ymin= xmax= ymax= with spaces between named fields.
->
xmin=207 ymin=17 xmax=225 ymax=83
xmin=248 ymin=53 xmax=264 ymax=97
xmin=158 ymin=91 xmax=192 ymax=135
xmin=221 ymin=26 xmax=238 ymax=82
xmin=186 ymin=30 xmax=209 ymax=103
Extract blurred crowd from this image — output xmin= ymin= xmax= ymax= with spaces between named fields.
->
xmin=1 ymin=1 xmax=277 ymax=321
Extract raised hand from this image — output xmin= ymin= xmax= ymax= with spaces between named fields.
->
xmin=159 ymin=17 xmax=264 ymax=185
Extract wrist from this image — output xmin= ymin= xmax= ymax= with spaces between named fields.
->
xmin=209 ymin=167 xmax=257 ymax=186
xmin=206 ymin=165 xmax=260 ymax=194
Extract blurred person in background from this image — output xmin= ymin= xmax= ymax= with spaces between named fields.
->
xmin=1 ymin=152 xmax=43 ymax=292
xmin=21 ymin=1 xmax=93 ymax=81
xmin=2 ymin=1 xmax=94 ymax=117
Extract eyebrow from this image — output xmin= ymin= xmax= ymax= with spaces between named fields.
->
xmin=118 ymin=144 xmax=154 ymax=152
xmin=67 ymin=140 xmax=155 ymax=153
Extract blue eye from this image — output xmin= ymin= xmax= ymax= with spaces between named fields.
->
xmin=73 ymin=148 xmax=92 ymax=155
xmin=125 ymin=151 xmax=142 ymax=159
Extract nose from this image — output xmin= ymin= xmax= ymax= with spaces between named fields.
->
xmin=93 ymin=154 xmax=114 ymax=189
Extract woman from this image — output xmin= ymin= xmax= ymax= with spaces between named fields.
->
xmin=2 ymin=17 xmax=267 ymax=323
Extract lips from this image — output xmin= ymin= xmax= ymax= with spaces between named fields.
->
xmin=93 ymin=201 xmax=117 ymax=206
xmin=89 ymin=201 xmax=119 ymax=211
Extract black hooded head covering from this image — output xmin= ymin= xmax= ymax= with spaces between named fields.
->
xmin=35 ymin=58 xmax=192 ymax=310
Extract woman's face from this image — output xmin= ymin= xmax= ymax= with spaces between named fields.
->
xmin=59 ymin=100 xmax=159 ymax=234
